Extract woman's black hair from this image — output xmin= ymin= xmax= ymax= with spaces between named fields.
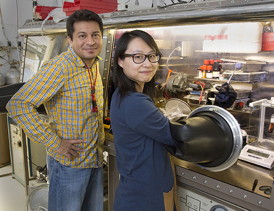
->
xmin=66 ymin=9 xmax=103 ymax=40
xmin=112 ymin=30 xmax=161 ymax=100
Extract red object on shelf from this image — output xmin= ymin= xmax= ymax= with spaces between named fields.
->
xmin=262 ymin=32 xmax=274 ymax=51
xmin=34 ymin=6 xmax=59 ymax=20
xmin=63 ymin=0 xmax=118 ymax=16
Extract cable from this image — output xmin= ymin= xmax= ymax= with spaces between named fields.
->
xmin=158 ymin=0 xmax=190 ymax=8
xmin=0 ymin=55 xmax=9 ymax=62
xmin=15 ymin=0 xmax=22 ymax=64
xmin=125 ymin=0 xmax=131 ymax=5
xmin=166 ymin=46 xmax=181 ymax=70
xmin=0 ymin=6 xmax=9 ymax=42
xmin=27 ymin=156 xmax=42 ymax=168
xmin=0 ymin=2 xmax=23 ymax=68
xmin=162 ymin=46 xmax=182 ymax=87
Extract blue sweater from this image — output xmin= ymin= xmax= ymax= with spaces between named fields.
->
xmin=110 ymin=89 xmax=177 ymax=211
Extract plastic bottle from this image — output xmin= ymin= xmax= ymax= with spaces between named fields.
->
xmin=203 ymin=59 xmax=210 ymax=66
xmin=206 ymin=65 xmax=213 ymax=79
xmin=212 ymin=61 xmax=220 ymax=79
xmin=201 ymin=65 xmax=207 ymax=78
xmin=197 ymin=67 xmax=203 ymax=78
xmin=209 ymin=59 xmax=215 ymax=66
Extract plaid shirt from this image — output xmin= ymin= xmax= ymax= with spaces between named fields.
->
xmin=6 ymin=47 xmax=105 ymax=168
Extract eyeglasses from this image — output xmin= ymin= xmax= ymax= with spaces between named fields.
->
xmin=123 ymin=53 xmax=161 ymax=64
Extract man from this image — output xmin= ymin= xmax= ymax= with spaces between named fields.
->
xmin=6 ymin=10 xmax=105 ymax=211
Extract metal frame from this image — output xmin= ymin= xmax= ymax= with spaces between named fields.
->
xmin=104 ymin=138 xmax=119 ymax=211
xmin=109 ymin=0 xmax=274 ymax=18
xmin=17 ymin=1 xmax=274 ymax=34
xmin=103 ymin=0 xmax=274 ymax=28
xmin=101 ymin=29 xmax=116 ymax=117
xmin=176 ymin=165 xmax=274 ymax=210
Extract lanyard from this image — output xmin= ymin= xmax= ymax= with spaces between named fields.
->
xmin=86 ymin=64 xmax=98 ymax=112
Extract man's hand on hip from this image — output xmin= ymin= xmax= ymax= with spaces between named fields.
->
xmin=56 ymin=139 xmax=85 ymax=159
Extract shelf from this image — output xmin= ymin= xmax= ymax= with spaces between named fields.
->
xmin=194 ymin=76 xmax=265 ymax=84
xmin=161 ymin=56 xmax=184 ymax=60
xmin=194 ymin=77 xmax=253 ymax=84
xmin=195 ymin=50 xmax=261 ymax=54
xmin=159 ymin=64 xmax=184 ymax=67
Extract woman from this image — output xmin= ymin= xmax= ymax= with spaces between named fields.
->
xmin=110 ymin=30 xmax=178 ymax=211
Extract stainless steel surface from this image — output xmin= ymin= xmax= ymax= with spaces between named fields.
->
xmin=104 ymin=134 xmax=118 ymax=211
xmin=18 ymin=1 xmax=274 ymax=34
xmin=173 ymin=156 xmax=274 ymax=198
xmin=103 ymin=0 xmax=274 ymax=29
xmin=174 ymin=157 xmax=274 ymax=211
xmin=18 ymin=20 xmax=66 ymax=35
xmin=101 ymin=29 xmax=115 ymax=118
xmin=176 ymin=182 xmax=249 ymax=211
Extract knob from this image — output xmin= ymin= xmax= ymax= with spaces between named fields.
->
xmin=210 ymin=205 xmax=228 ymax=211
xmin=17 ymin=141 xmax=22 ymax=147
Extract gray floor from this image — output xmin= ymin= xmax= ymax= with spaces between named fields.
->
xmin=0 ymin=164 xmax=108 ymax=211
xmin=0 ymin=164 xmax=27 ymax=211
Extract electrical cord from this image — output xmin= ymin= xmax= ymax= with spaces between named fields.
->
xmin=0 ymin=7 xmax=9 ymax=43
xmin=166 ymin=46 xmax=181 ymax=71
xmin=27 ymin=156 xmax=44 ymax=169
xmin=0 ymin=2 xmax=23 ymax=68
xmin=0 ymin=55 xmax=9 ymax=62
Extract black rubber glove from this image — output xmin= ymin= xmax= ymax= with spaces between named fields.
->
xmin=214 ymin=82 xmax=237 ymax=109
xmin=167 ymin=113 xmax=233 ymax=166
